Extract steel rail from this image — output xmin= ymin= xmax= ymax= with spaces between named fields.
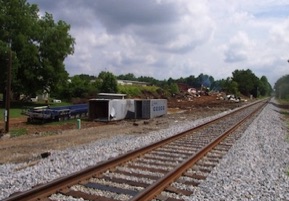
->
xmin=3 ymin=99 xmax=268 ymax=201
xmin=130 ymin=100 xmax=268 ymax=201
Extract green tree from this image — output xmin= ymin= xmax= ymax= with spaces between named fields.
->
xmin=0 ymin=0 xmax=75 ymax=99
xmin=274 ymin=75 xmax=289 ymax=99
xmin=54 ymin=74 xmax=99 ymax=100
xmin=169 ymin=83 xmax=180 ymax=95
xmin=211 ymin=79 xmax=226 ymax=91
xmin=177 ymin=74 xmax=214 ymax=89
xmin=167 ymin=77 xmax=175 ymax=86
xmin=98 ymin=71 xmax=118 ymax=93
xmin=218 ymin=77 xmax=239 ymax=95
xmin=137 ymin=76 xmax=161 ymax=86
xmin=78 ymin=74 xmax=97 ymax=82
xmin=117 ymin=73 xmax=136 ymax=81
xmin=69 ymin=75 xmax=91 ymax=98
xmin=258 ymin=76 xmax=272 ymax=97
xmin=232 ymin=69 xmax=259 ymax=97
xmin=196 ymin=74 xmax=214 ymax=88
xmin=184 ymin=75 xmax=197 ymax=87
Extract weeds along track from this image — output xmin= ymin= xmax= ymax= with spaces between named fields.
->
xmin=3 ymin=99 xmax=269 ymax=201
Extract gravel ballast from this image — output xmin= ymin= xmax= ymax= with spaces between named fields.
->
xmin=1 ymin=99 xmax=289 ymax=200
xmin=189 ymin=100 xmax=289 ymax=201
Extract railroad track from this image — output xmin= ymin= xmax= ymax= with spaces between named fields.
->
xmin=3 ymin=99 xmax=269 ymax=201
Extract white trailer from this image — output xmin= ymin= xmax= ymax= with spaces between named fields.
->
xmin=89 ymin=99 xmax=135 ymax=121
xmin=89 ymin=99 xmax=167 ymax=121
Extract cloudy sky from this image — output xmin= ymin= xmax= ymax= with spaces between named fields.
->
xmin=27 ymin=0 xmax=289 ymax=86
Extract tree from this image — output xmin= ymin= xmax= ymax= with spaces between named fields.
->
xmin=258 ymin=76 xmax=272 ymax=97
xmin=232 ymin=69 xmax=259 ymax=97
xmin=176 ymin=74 xmax=214 ymax=89
xmin=274 ymin=75 xmax=289 ymax=99
xmin=169 ymin=83 xmax=180 ymax=94
xmin=78 ymin=74 xmax=97 ymax=81
xmin=196 ymin=74 xmax=214 ymax=88
xmin=225 ymin=78 xmax=239 ymax=96
xmin=167 ymin=77 xmax=175 ymax=86
xmin=0 ymin=0 xmax=75 ymax=99
xmin=69 ymin=75 xmax=91 ymax=98
xmin=184 ymin=75 xmax=197 ymax=87
xmin=98 ymin=71 xmax=118 ymax=93
xmin=210 ymin=79 xmax=224 ymax=91
xmin=137 ymin=76 xmax=161 ymax=86
xmin=117 ymin=73 xmax=136 ymax=81
xmin=53 ymin=74 xmax=100 ymax=100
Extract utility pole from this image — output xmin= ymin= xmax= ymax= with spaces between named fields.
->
xmin=4 ymin=46 xmax=12 ymax=133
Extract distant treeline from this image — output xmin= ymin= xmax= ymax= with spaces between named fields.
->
xmin=52 ymin=68 xmax=272 ymax=102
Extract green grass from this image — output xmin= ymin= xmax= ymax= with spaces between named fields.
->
xmin=0 ymin=101 xmax=72 ymax=121
xmin=118 ymin=85 xmax=160 ymax=98
xmin=277 ymin=98 xmax=289 ymax=105
xmin=283 ymin=109 xmax=289 ymax=177
xmin=10 ymin=128 xmax=28 ymax=137
xmin=118 ymin=85 xmax=142 ymax=97
xmin=281 ymin=111 xmax=289 ymax=143
xmin=48 ymin=118 xmax=78 ymax=125
xmin=280 ymin=111 xmax=289 ymax=116
xmin=0 ymin=108 xmax=24 ymax=120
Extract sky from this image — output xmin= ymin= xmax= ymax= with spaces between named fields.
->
xmin=27 ymin=0 xmax=289 ymax=86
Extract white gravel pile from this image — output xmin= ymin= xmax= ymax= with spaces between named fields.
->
xmin=0 ymin=100 xmax=288 ymax=200
xmin=189 ymin=100 xmax=289 ymax=201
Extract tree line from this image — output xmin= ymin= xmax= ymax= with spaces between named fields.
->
xmin=51 ymin=69 xmax=272 ymax=101
xmin=0 ymin=0 xmax=275 ymax=103
xmin=274 ymin=75 xmax=289 ymax=100
xmin=117 ymin=69 xmax=272 ymax=98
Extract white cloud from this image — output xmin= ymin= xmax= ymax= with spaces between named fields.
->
xmin=223 ymin=32 xmax=255 ymax=63
xmin=269 ymin=19 xmax=289 ymax=45
xmin=28 ymin=0 xmax=289 ymax=86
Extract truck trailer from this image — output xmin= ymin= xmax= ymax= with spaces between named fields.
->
xmin=24 ymin=104 xmax=88 ymax=123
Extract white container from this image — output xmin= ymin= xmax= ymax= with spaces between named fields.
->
xmin=135 ymin=99 xmax=167 ymax=119
xmin=89 ymin=99 xmax=135 ymax=121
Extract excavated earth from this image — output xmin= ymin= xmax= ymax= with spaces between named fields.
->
xmin=0 ymin=94 xmax=247 ymax=164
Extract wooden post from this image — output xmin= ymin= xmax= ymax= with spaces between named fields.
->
xmin=5 ymin=48 xmax=12 ymax=133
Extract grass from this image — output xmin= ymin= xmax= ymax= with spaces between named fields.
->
xmin=281 ymin=110 xmax=289 ymax=142
xmin=278 ymin=111 xmax=289 ymax=145
xmin=0 ymin=100 xmax=75 ymax=137
xmin=10 ymin=128 xmax=28 ymax=137
xmin=118 ymin=85 xmax=160 ymax=98
xmin=0 ymin=108 xmax=25 ymax=121
xmin=277 ymin=98 xmax=289 ymax=105
xmin=0 ymin=101 xmax=72 ymax=121
xmin=280 ymin=111 xmax=289 ymax=116
xmin=118 ymin=85 xmax=142 ymax=97
xmin=48 ymin=118 xmax=79 ymax=125
xmin=280 ymin=107 xmax=289 ymax=177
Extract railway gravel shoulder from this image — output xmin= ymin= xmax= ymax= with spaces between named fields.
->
xmin=189 ymin=99 xmax=289 ymax=200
